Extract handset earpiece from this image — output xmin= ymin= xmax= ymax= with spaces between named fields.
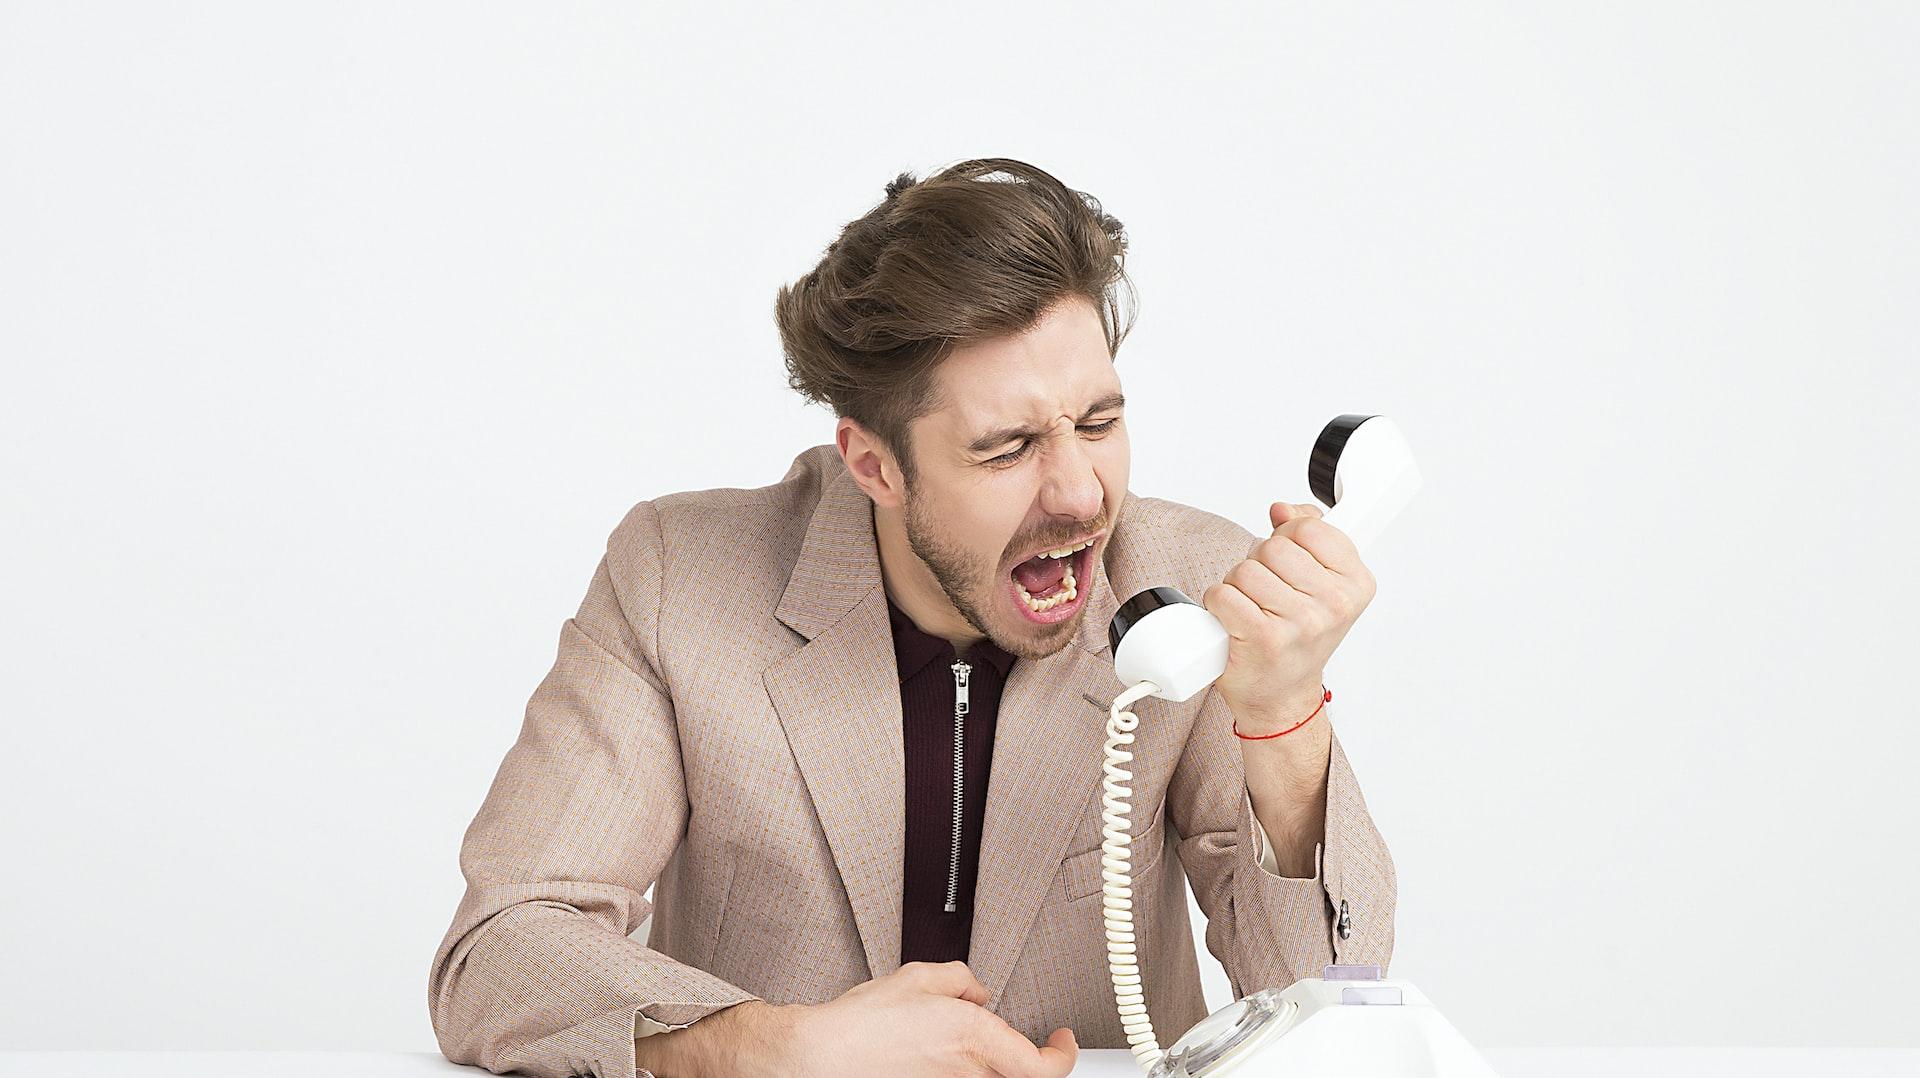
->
xmin=1311 ymin=413 xmax=1423 ymax=557
xmin=1109 ymin=414 xmax=1422 ymax=703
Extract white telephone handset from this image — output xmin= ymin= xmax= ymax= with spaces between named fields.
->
xmin=1100 ymin=415 xmax=1499 ymax=1077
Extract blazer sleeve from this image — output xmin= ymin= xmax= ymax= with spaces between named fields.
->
xmin=1165 ymin=684 xmax=1397 ymax=997
xmin=427 ymin=500 xmax=760 ymax=1078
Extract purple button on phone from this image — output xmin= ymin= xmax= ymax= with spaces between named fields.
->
xmin=1322 ymin=963 xmax=1382 ymax=981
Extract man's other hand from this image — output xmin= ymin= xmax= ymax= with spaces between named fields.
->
xmin=634 ymin=960 xmax=1077 ymax=1077
xmin=790 ymin=960 xmax=1077 ymax=1077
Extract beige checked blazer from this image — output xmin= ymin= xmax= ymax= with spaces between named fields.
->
xmin=428 ymin=443 xmax=1396 ymax=1078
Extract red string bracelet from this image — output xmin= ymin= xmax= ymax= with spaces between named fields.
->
xmin=1232 ymin=686 xmax=1331 ymax=740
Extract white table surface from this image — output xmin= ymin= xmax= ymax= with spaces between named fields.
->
xmin=3 ymin=1049 xmax=1917 ymax=1076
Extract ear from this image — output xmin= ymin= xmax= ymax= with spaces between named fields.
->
xmin=839 ymin=420 xmax=905 ymax=507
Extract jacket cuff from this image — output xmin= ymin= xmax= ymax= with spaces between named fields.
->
xmin=632 ymin=1013 xmax=686 ymax=1078
xmin=532 ymin=996 xmax=756 ymax=1078
xmin=636 ymin=1011 xmax=694 ymax=1038
xmin=1246 ymin=787 xmax=1324 ymax=881
xmin=1238 ymin=726 xmax=1393 ymax=968
xmin=1314 ymin=729 xmax=1397 ymax=968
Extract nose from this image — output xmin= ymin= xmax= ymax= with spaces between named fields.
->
xmin=1035 ymin=417 xmax=1105 ymax=526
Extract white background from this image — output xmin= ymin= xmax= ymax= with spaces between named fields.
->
xmin=3 ymin=0 xmax=1915 ymax=1056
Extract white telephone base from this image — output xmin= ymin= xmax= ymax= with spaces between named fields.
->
xmin=1145 ymin=965 xmax=1501 ymax=1077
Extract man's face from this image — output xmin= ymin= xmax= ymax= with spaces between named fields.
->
xmin=894 ymin=295 xmax=1130 ymax=661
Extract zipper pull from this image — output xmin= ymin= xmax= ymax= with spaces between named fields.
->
xmin=952 ymin=659 xmax=970 ymax=713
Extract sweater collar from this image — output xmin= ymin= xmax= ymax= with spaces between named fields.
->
xmin=885 ymin=591 xmax=1018 ymax=683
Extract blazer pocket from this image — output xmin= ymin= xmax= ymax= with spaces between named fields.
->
xmin=702 ymin=856 xmax=738 ymax=970
xmin=1049 ymin=805 xmax=1167 ymax=904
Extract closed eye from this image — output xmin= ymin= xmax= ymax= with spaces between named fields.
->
xmin=988 ymin=419 xmax=1120 ymax=466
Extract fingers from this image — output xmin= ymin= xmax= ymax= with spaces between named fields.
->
xmin=965 ymin=1012 xmax=1078 ymax=1078
xmin=1260 ymin=533 xmax=1356 ymax=597
xmin=1269 ymin=500 xmax=1325 ymax=531
xmin=900 ymin=960 xmax=991 ymax=1006
xmin=1038 ymin=1027 xmax=1079 ymax=1073
xmin=1271 ymin=499 xmax=1367 ymax=573
xmin=1240 ymin=542 xmax=1326 ymax=605
xmin=896 ymin=962 xmax=1075 ymax=1076
xmin=1201 ymin=578 xmax=1267 ymax=641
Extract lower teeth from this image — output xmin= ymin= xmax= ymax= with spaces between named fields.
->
xmin=1017 ymin=557 xmax=1078 ymax=613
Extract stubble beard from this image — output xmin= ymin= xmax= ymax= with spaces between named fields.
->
xmin=901 ymin=482 xmax=1079 ymax=662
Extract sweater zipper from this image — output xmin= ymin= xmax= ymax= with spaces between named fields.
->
xmin=945 ymin=658 xmax=970 ymax=913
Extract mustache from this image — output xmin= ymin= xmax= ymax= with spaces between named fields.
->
xmin=1009 ymin=523 xmax=1105 ymax=561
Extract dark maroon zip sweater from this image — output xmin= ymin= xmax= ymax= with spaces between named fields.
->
xmin=885 ymin=592 xmax=1018 ymax=965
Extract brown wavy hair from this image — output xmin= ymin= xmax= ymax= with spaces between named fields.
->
xmin=774 ymin=157 xmax=1137 ymax=485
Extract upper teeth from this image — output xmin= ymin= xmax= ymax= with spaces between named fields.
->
xmin=1037 ymin=538 xmax=1095 ymax=560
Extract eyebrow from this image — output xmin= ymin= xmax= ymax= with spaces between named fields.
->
xmin=965 ymin=392 xmax=1127 ymax=455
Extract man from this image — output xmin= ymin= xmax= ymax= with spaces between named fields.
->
xmin=428 ymin=158 xmax=1395 ymax=1078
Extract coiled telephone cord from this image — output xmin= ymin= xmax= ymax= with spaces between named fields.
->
xmin=1102 ymin=679 xmax=1166 ymax=1072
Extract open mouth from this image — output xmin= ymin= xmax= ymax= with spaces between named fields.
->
xmin=1006 ymin=537 xmax=1096 ymax=625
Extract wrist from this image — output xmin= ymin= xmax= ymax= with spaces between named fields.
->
xmin=635 ymin=999 xmax=793 ymax=1078
xmin=1233 ymin=682 xmax=1330 ymax=739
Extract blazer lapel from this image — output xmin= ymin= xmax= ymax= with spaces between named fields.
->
xmin=966 ymin=540 xmax=1128 ymax=1010
xmin=764 ymin=463 xmax=905 ymax=982
xmin=764 ymin=451 xmax=1139 ymax=1001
